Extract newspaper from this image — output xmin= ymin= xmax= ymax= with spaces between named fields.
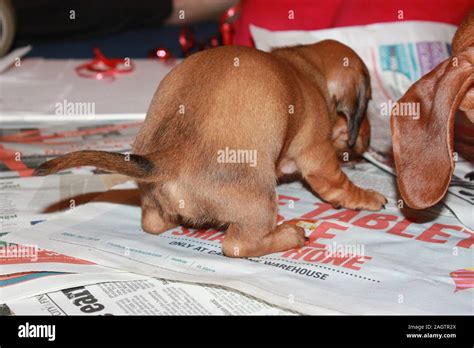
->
xmin=0 ymin=46 xmax=31 ymax=74
xmin=0 ymin=172 xmax=147 ymax=303
xmin=444 ymin=159 xmax=474 ymax=229
xmin=0 ymin=236 xmax=155 ymax=302
xmin=0 ymin=269 xmax=150 ymax=303
xmin=0 ymin=122 xmax=140 ymax=178
xmin=6 ymin=278 xmax=295 ymax=315
xmin=4 ymin=162 xmax=473 ymax=314
xmin=250 ymin=21 xmax=474 ymax=230
xmin=0 ymin=173 xmax=129 ymax=234
xmin=0 ymin=58 xmax=177 ymax=121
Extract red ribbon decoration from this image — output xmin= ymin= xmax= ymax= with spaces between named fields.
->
xmin=220 ymin=3 xmax=240 ymax=46
xmin=179 ymin=26 xmax=196 ymax=57
xmin=75 ymin=48 xmax=135 ymax=81
xmin=80 ymin=4 xmax=241 ymax=75
xmin=149 ymin=3 xmax=241 ymax=61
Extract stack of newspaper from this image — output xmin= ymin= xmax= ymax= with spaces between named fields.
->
xmin=1 ymin=21 xmax=472 ymax=315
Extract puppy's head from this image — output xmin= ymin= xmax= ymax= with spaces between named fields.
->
xmin=274 ymin=40 xmax=372 ymax=151
xmin=332 ymin=113 xmax=371 ymax=160
xmin=313 ymin=40 xmax=372 ymax=149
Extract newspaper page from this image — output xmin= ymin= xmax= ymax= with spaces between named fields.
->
xmin=6 ymin=278 xmax=295 ymax=315
xmin=444 ymin=159 xmax=474 ymax=230
xmin=0 ymin=122 xmax=140 ymax=178
xmin=0 ymin=58 xmax=178 ymax=121
xmin=250 ymin=21 xmax=474 ymax=230
xmin=0 ymin=270 xmax=150 ymax=303
xmin=0 ymin=174 xmax=128 ymax=234
xmin=4 ymin=163 xmax=473 ymax=315
xmin=0 ymin=173 xmax=148 ymax=302
xmin=0 ymin=121 xmax=140 ymax=231
xmin=0 ymin=46 xmax=31 ymax=74
xmin=0 ymin=238 xmax=154 ymax=302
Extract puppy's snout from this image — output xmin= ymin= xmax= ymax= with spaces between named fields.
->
xmin=332 ymin=114 xmax=371 ymax=158
xmin=347 ymin=119 xmax=357 ymax=148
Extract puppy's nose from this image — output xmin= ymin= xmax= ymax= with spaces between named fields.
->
xmin=347 ymin=137 xmax=356 ymax=148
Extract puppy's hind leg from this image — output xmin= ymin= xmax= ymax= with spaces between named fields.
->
xmin=222 ymin=195 xmax=306 ymax=257
xmin=297 ymin=142 xmax=387 ymax=211
xmin=139 ymin=183 xmax=177 ymax=235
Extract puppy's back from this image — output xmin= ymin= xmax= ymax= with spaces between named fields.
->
xmin=133 ymin=46 xmax=303 ymax=180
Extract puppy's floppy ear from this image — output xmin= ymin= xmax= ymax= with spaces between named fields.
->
xmin=347 ymin=73 xmax=370 ymax=147
xmin=391 ymin=54 xmax=474 ymax=209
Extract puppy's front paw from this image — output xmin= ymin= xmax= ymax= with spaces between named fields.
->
xmin=338 ymin=188 xmax=387 ymax=211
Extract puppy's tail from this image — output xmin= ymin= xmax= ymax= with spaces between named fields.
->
xmin=33 ymin=150 xmax=153 ymax=180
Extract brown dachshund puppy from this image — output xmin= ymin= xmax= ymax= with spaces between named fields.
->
xmin=391 ymin=11 xmax=474 ymax=209
xmin=35 ymin=40 xmax=386 ymax=257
